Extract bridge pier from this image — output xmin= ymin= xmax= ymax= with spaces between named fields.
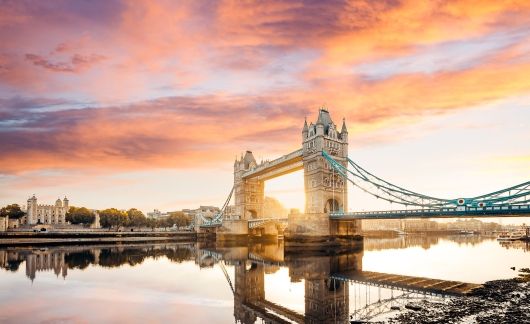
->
xmin=215 ymin=219 xmax=283 ymax=243
xmin=216 ymin=220 xmax=249 ymax=243
xmin=284 ymin=211 xmax=363 ymax=250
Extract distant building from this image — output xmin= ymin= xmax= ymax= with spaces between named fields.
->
xmin=182 ymin=206 xmax=220 ymax=218
xmin=25 ymin=195 xmax=69 ymax=225
xmin=147 ymin=209 xmax=170 ymax=219
xmin=362 ymin=218 xmax=503 ymax=233
xmin=362 ymin=219 xmax=403 ymax=231
xmin=0 ymin=216 xmax=7 ymax=232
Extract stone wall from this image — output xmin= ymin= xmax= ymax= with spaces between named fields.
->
xmin=330 ymin=219 xmax=362 ymax=236
xmin=286 ymin=212 xmax=330 ymax=237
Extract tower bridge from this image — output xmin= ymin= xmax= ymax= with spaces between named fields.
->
xmin=197 ymin=108 xmax=530 ymax=244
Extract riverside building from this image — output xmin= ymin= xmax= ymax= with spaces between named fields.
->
xmin=25 ymin=195 xmax=69 ymax=225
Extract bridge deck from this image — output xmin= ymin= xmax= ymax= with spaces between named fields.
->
xmin=331 ymin=205 xmax=530 ymax=220
xmin=331 ymin=271 xmax=481 ymax=296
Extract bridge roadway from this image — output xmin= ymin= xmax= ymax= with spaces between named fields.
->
xmin=330 ymin=204 xmax=530 ymax=220
xmin=248 ymin=218 xmax=288 ymax=229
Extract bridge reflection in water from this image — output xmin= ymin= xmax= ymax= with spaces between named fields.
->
xmin=0 ymin=240 xmax=490 ymax=323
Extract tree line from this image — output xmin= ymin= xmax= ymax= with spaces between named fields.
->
xmin=67 ymin=207 xmax=192 ymax=229
xmin=0 ymin=204 xmax=26 ymax=219
xmin=0 ymin=203 xmax=192 ymax=229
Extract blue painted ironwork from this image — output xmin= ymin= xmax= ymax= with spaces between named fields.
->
xmin=322 ymin=151 xmax=530 ymax=218
xmin=199 ymin=186 xmax=234 ymax=227
xmin=330 ymin=205 xmax=530 ymax=219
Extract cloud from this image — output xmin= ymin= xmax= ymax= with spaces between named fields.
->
xmin=0 ymin=0 xmax=529 ymax=176
xmin=25 ymin=53 xmax=106 ymax=73
xmin=0 ymin=94 xmax=310 ymax=174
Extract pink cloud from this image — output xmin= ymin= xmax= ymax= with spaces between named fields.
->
xmin=25 ymin=53 xmax=106 ymax=73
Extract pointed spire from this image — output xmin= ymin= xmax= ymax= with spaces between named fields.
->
xmin=316 ymin=109 xmax=324 ymax=125
xmin=341 ymin=118 xmax=348 ymax=133
xmin=302 ymin=117 xmax=308 ymax=133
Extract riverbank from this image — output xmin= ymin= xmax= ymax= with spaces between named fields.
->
xmin=0 ymin=231 xmax=196 ymax=246
xmin=387 ymin=269 xmax=530 ymax=324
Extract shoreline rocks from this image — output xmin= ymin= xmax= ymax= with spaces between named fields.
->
xmin=387 ymin=270 xmax=530 ymax=324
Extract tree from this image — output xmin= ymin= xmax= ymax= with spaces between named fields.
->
xmin=65 ymin=207 xmax=95 ymax=225
xmin=127 ymin=208 xmax=147 ymax=227
xmin=99 ymin=208 xmax=128 ymax=229
xmin=146 ymin=218 xmax=157 ymax=230
xmin=167 ymin=211 xmax=191 ymax=229
xmin=0 ymin=204 xmax=26 ymax=219
xmin=156 ymin=216 xmax=171 ymax=229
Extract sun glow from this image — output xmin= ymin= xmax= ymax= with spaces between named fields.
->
xmin=264 ymin=170 xmax=305 ymax=211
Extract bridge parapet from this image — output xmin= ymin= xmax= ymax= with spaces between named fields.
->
xmin=248 ymin=218 xmax=288 ymax=229
xmin=330 ymin=204 xmax=530 ymax=220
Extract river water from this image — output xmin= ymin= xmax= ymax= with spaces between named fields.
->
xmin=0 ymin=235 xmax=528 ymax=323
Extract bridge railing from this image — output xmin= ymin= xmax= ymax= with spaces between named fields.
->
xmin=330 ymin=204 xmax=530 ymax=219
xmin=248 ymin=218 xmax=288 ymax=229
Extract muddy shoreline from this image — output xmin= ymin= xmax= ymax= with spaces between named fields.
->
xmin=386 ymin=269 xmax=530 ymax=324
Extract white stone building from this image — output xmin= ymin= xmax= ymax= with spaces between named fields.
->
xmin=0 ymin=216 xmax=7 ymax=232
xmin=25 ymin=195 xmax=69 ymax=225
xmin=147 ymin=209 xmax=170 ymax=219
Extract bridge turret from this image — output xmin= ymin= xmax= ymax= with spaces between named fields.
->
xmin=302 ymin=117 xmax=308 ymax=139
xmin=233 ymin=150 xmax=264 ymax=220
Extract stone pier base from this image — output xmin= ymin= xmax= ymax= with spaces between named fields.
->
xmin=284 ymin=212 xmax=363 ymax=252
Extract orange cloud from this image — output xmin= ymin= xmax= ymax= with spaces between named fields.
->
xmin=0 ymin=0 xmax=529 ymax=176
xmin=0 ymin=95 xmax=310 ymax=174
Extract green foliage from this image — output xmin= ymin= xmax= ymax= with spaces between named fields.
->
xmin=146 ymin=217 xmax=157 ymax=229
xmin=0 ymin=204 xmax=26 ymax=219
xmin=65 ymin=207 xmax=95 ymax=225
xmin=99 ymin=208 xmax=128 ymax=229
xmin=127 ymin=208 xmax=147 ymax=227
xmin=166 ymin=211 xmax=191 ymax=228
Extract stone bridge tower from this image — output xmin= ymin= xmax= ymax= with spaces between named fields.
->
xmin=234 ymin=151 xmax=265 ymax=220
xmin=303 ymin=108 xmax=348 ymax=214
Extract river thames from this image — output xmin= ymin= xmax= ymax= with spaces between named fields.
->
xmin=0 ymin=236 xmax=528 ymax=323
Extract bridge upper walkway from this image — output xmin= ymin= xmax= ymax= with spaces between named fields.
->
xmin=242 ymin=148 xmax=303 ymax=180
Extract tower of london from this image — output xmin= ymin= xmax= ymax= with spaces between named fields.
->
xmin=26 ymin=195 xmax=69 ymax=225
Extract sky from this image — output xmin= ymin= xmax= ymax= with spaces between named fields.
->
xmin=0 ymin=0 xmax=529 ymax=223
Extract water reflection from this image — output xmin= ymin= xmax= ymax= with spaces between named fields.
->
xmin=363 ymin=234 xmax=494 ymax=251
xmin=498 ymin=240 xmax=530 ymax=252
xmin=1 ymin=244 xmax=193 ymax=281
xmin=0 ymin=235 xmax=528 ymax=323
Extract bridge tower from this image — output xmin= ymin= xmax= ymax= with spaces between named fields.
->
xmin=286 ymin=108 xmax=362 ymax=248
xmin=303 ymin=108 xmax=349 ymax=214
xmin=234 ymin=151 xmax=264 ymax=220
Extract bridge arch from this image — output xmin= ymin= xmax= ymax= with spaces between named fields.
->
xmin=247 ymin=209 xmax=258 ymax=219
xmin=324 ymin=198 xmax=340 ymax=213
